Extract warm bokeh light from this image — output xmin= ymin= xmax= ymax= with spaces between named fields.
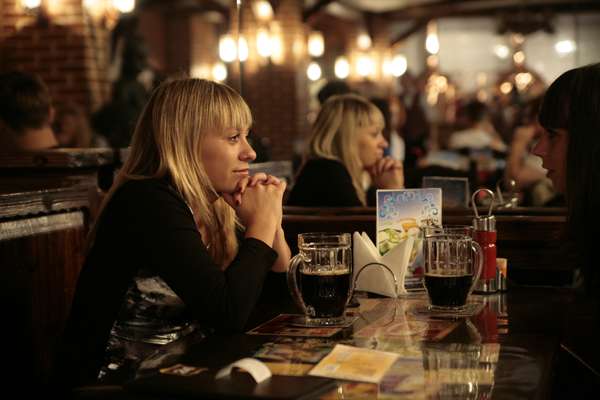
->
xmin=356 ymin=55 xmax=375 ymax=78
xmin=425 ymin=21 xmax=439 ymax=55
xmin=515 ymin=72 xmax=533 ymax=91
xmin=238 ymin=36 xmax=248 ymax=62
xmin=307 ymin=62 xmax=322 ymax=81
xmin=21 ymin=0 xmax=41 ymax=9
xmin=391 ymin=54 xmax=407 ymax=77
xmin=252 ymin=0 xmax=274 ymax=21
xmin=493 ymin=44 xmax=509 ymax=59
xmin=555 ymin=40 xmax=576 ymax=55
xmin=513 ymin=50 xmax=525 ymax=65
xmin=357 ymin=33 xmax=372 ymax=50
xmin=219 ymin=35 xmax=237 ymax=63
xmin=190 ymin=64 xmax=211 ymax=79
xmin=256 ymin=28 xmax=272 ymax=58
xmin=500 ymin=81 xmax=513 ymax=94
xmin=212 ymin=62 xmax=227 ymax=82
xmin=112 ymin=0 xmax=135 ymax=13
xmin=308 ymin=31 xmax=324 ymax=57
xmin=270 ymin=30 xmax=284 ymax=64
xmin=334 ymin=57 xmax=350 ymax=79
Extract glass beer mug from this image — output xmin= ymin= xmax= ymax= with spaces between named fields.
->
xmin=423 ymin=233 xmax=483 ymax=310
xmin=287 ymin=233 xmax=353 ymax=326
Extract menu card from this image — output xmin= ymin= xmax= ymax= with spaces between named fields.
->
xmin=309 ymin=344 xmax=399 ymax=383
xmin=376 ymin=188 xmax=442 ymax=289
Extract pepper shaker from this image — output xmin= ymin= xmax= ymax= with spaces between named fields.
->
xmin=471 ymin=189 xmax=498 ymax=293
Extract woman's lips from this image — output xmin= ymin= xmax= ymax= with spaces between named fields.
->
xmin=233 ymin=169 xmax=249 ymax=175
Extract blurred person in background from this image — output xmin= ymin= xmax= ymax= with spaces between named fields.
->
xmin=287 ymin=94 xmax=403 ymax=207
xmin=317 ymin=79 xmax=352 ymax=105
xmin=0 ymin=70 xmax=58 ymax=151
xmin=370 ymin=96 xmax=406 ymax=162
xmin=448 ymin=99 xmax=507 ymax=153
xmin=505 ymin=96 xmax=558 ymax=206
xmin=53 ymin=103 xmax=109 ymax=148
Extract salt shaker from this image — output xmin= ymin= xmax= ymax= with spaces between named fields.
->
xmin=471 ymin=189 xmax=498 ymax=293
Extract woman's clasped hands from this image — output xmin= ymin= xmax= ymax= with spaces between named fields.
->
xmin=367 ymin=156 xmax=404 ymax=189
xmin=222 ymin=172 xmax=286 ymax=247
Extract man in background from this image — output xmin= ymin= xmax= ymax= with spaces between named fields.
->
xmin=0 ymin=70 xmax=58 ymax=151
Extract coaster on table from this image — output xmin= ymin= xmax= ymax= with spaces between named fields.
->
xmin=289 ymin=315 xmax=357 ymax=328
xmin=410 ymin=302 xmax=484 ymax=318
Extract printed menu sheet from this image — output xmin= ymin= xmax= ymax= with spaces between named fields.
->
xmin=309 ymin=344 xmax=399 ymax=383
xmin=376 ymin=188 xmax=442 ymax=290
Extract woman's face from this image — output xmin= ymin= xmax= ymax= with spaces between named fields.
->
xmin=201 ymin=128 xmax=256 ymax=195
xmin=356 ymin=124 xmax=388 ymax=168
xmin=532 ymin=128 xmax=568 ymax=193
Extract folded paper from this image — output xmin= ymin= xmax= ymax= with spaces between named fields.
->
xmin=215 ymin=357 xmax=272 ymax=383
xmin=353 ymin=231 xmax=414 ymax=297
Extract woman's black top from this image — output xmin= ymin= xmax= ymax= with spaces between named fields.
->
xmin=287 ymin=158 xmax=375 ymax=207
xmin=53 ymin=178 xmax=281 ymax=388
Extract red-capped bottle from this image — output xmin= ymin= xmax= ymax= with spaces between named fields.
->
xmin=472 ymin=189 xmax=498 ymax=293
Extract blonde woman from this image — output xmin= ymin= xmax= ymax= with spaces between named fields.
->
xmin=54 ymin=78 xmax=290 ymax=388
xmin=288 ymin=94 xmax=404 ymax=207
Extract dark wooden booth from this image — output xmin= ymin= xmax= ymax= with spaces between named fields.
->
xmin=0 ymin=149 xmax=119 ymax=385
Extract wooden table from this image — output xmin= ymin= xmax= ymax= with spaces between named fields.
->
xmin=121 ymin=286 xmax=588 ymax=399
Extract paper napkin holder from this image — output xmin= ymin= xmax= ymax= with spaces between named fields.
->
xmin=352 ymin=232 xmax=415 ymax=297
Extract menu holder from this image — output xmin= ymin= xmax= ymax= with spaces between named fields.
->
xmin=376 ymin=188 xmax=443 ymax=290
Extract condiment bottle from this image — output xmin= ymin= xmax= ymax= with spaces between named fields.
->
xmin=471 ymin=189 xmax=498 ymax=293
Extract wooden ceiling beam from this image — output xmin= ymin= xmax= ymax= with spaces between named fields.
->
xmin=303 ymin=0 xmax=336 ymax=23
xmin=390 ymin=19 xmax=428 ymax=46
xmin=381 ymin=0 xmax=600 ymax=21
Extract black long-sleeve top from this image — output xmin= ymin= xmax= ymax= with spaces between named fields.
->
xmin=54 ymin=178 xmax=280 ymax=387
xmin=287 ymin=158 xmax=375 ymax=207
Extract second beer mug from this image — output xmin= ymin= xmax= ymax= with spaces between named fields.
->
xmin=287 ymin=233 xmax=353 ymax=326
xmin=423 ymin=234 xmax=483 ymax=311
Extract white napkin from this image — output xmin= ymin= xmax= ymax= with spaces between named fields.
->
xmin=352 ymin=232 xmax=414 ymax=297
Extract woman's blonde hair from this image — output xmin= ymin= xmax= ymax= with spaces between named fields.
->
xmin=307 ymin=94 xmax=383 ymax=205
xmin=93 ymin=78 xmax=252 ymax=268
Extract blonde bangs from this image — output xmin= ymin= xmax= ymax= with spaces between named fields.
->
xmin=190 ymin=81 xmax=253 ymax=135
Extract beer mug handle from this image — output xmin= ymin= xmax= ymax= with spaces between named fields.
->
xmin=469 ymin=241 xmax=484 ymax=296
xmin=287 ymin=254 xmax=307 ymax=314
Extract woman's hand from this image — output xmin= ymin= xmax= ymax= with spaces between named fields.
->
xmin=367 ymin=157 xmax=404 ymax=189
xmin=222 ymin=173 xmax=285 ymax=246
xmin=271 ymin=226 xmax=291 ymax=272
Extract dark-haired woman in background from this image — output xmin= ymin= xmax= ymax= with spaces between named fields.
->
xmin=533 ymin=63 xmax=600 ymax=293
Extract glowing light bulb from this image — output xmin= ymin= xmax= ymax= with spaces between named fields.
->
xmin=307 ymin=62 xmax=322 ymax=81
xmin=334 ymin=57 xmax=350 ymax=79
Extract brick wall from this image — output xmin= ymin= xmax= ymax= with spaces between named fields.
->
xmin=226 ymin=0 xmax=309 ymax=162
xmin=0 ymin=0 xmax=111 ymax=113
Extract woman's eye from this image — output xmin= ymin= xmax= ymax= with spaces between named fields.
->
xmin=228 ymin=134 xmax=241 ymax=142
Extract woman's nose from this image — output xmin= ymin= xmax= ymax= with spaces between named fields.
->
xmin=380 ymin=136 xmax=389 ymax=149
xmin=531 ymin=137 xmax=546 ymax=157
xmin=240 ymin=140 xmax=257 ymax=162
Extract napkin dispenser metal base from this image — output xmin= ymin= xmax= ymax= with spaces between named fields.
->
xmin=354 ymin=262 xmax=400 ymax=298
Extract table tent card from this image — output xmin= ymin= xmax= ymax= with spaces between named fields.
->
xmin=376 ymin=188 xmax=442 ymax=290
